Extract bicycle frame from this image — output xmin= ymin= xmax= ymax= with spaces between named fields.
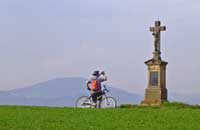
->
xmin=89 ymin=85 xmax=109 ymax=100
xmin=76 ymin=85 xmax=116 ymax=108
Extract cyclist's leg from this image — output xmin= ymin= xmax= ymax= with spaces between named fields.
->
xmin=97 ymin=91 xmax=103 ymax=108
xmin=91 ymin=92 xmax=97 ymax=108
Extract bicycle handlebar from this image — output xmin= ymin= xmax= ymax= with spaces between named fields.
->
xmin=103 ymin=85 xmax=109 ymax=92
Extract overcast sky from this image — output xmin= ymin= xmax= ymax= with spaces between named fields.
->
xmin=0 ymin=0 xmax=200 ymax=95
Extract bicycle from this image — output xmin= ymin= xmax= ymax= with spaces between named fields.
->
xmin=76 ymin=85 xmax=117 ymax=108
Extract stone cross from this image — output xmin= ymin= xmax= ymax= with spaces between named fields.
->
xmin=150 ymin=21 xmax=166 ymax=60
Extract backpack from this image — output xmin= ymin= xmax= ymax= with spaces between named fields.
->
xmin=91 ymin=79 xmax=99 ymax=91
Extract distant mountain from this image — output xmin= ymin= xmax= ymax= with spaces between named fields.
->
xmin=0 ymin=77 xmax=142 ymax=107
xmin=169 ymin=92 xmax=200 ymax=105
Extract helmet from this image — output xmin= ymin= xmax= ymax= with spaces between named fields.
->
xmin=92 ymin=70 xmax=100 ymax=76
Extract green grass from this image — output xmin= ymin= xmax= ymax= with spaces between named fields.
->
xmin=0 ymin=104 xmax=200 ymax=130
xmin=119 ymin=101 xmax=200 ymax=109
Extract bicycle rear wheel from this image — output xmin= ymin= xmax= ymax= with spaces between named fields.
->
xmin=76 ymin=96 xmax=91 ymax=108
xmin=101 ymin=96 xmax=117 ymax=108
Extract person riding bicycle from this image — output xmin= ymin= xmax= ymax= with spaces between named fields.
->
xmin=86 ymin=70 xmax=107 ymax=108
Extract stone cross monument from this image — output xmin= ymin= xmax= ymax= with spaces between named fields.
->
xmin=141 ymin=21 xmax=168 ymax=105
xmin=150 ymin=21 xmax=166 ymax=60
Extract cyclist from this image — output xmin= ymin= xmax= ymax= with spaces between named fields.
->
xmin=86 ymin=70 xmax=107 ymax=108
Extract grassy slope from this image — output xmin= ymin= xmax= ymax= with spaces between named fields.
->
xmin=0 ymin=105 xmax=200 ymax=130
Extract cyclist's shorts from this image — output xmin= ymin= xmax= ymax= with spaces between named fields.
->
xmin=91 ymin=91 xmax=103 ymax=102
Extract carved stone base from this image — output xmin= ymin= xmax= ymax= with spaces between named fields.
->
xmin=140 ymin=88 xmax=167 ymax=105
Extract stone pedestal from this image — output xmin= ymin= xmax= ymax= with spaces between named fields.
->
xmin=141 ymin=59 xmax=168 ymax=105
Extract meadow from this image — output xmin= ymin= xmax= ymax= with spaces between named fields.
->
xmin=0 ymin=103 xmax=200 ymax=130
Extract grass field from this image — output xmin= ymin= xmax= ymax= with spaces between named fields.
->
xmin=0 ymin=103 xmax=200 ymax=130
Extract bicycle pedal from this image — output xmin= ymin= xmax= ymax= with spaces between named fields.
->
xmin=91 ymin=103 xmax=96 ymax=106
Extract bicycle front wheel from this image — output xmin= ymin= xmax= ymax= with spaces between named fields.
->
xmin=76 ymin=96 xmax=91 ymax=108
xmin=101 ymin=96 xmax=117 ymax=108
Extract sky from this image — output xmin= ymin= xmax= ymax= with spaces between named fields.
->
xmin=0 ymin=0 xmax=200 ymax=95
